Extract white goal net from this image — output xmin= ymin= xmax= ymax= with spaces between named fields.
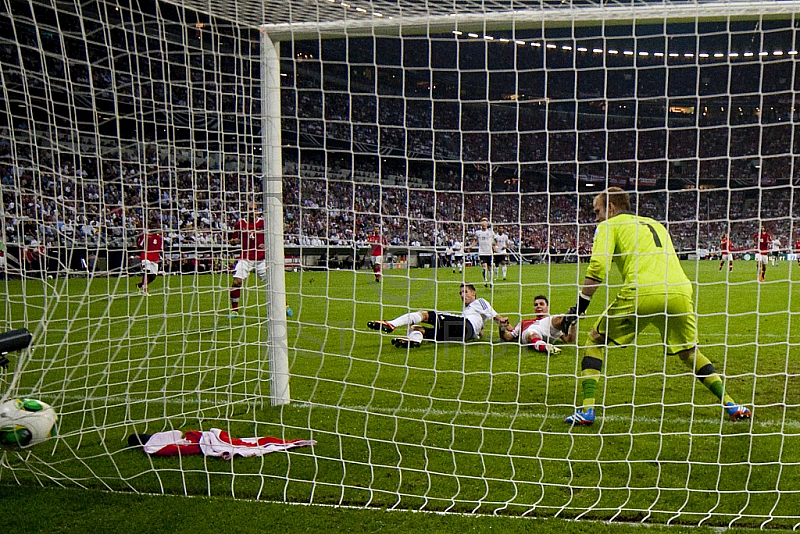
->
xmin=2 ymin=0 xmax=799 ymax=528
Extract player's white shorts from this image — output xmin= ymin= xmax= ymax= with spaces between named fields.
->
xmin=721 ymin=253 xmax=733 ymax=262
xmin=141 ymin=259 xmax=159 ymax=276
xmin=370 ymin=255 xmax=382 ymax=266
xmin=756 ymin=253 xmax=769 ymax=265
xmin=233 ymin=259 xmax=267 ymax=281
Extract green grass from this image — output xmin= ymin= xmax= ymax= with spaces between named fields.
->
xmin=1 ymin=485 xmax=755 ymax=534
xmin=1 ymin=260 xmax=799 ymax=530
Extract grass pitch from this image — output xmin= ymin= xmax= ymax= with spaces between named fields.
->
xmin=1 ymin=260 xmax=798 ymax=529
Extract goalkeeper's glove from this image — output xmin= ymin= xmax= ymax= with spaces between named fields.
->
xmin=560 ymin=307 xmax=578 ymax=335
xmin=560 ymin=292 xmax=592 ymax=334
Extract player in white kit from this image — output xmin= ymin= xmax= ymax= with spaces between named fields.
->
xmin=367 ymin=284 xmax=508 ymax=348
xmin=493 ymin=226 xmax=510 ymax=281
xmin=471 ymin=217 xmax=496 ymax=287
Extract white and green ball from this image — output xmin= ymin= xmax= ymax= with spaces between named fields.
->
xmin=0 ymin=398 xmax=58 ymax=449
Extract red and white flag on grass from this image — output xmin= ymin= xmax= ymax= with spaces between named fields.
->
xmin=136 ymin=429 xmax=315 ymax=459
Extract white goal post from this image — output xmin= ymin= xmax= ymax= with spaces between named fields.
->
xmin=262 ymin=34 xmax=290 ymax=405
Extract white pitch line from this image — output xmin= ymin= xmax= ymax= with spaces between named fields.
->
xmin=55 ymin=394 xmax=786 ymax=430
xmin=292 ymin=402 xmax=786 ymax=429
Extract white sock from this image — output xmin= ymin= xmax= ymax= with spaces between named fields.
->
xmin=502 ymin=265 xmax=507 ymax=278
xmin=408 ymin=330 xmax=424 ymax=342
xmin=390 ymin=311 xmax=423 ymax=328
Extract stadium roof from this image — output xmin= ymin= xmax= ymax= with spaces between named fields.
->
xmin=167 ymin=0 xmax=800 ymax=39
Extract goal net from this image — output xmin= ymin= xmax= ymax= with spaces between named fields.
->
xmin=1 ymin=0 xmax=798 ymax=527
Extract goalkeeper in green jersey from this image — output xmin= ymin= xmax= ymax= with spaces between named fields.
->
xmin=560 ymin=188 xmax=751 ymax=425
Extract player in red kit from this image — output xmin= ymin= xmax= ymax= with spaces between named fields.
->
xmin=756 ymin=225 xmax=771 ymax=281
xmin=136 ymin=221 xmax=163 ymax=295
xmin=719 ymin=233 xmax=733 ymax=272
xmin=794 ymin=236 xmax=800 ymax=266
xmin=229 ymin=202 xmax=266 ymax=317
xmin=497 ymin=295 xmax=576 ymax=354
xmin=366 ymin=229 xmax=387 ymax=282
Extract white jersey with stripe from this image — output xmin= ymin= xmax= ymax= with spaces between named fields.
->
xmin=463 ymin=297 xmax=498 ymax=335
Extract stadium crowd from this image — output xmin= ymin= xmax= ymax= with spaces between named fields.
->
xmin=1 ymin=129 xmax=798 ymax=271
xmin=2 ymin=8 xmax=800 ymax=272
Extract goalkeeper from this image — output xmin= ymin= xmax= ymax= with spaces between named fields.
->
xmin=560 ymin=187 xmax=751 ymax=426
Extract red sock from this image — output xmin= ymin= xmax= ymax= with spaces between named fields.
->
xmin=230 ymin=288 xmax=241 ymax=310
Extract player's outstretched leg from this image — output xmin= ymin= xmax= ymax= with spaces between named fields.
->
xmin=391 ymin=328 xmax=424 ymax=348
xmin=391 ymin=337 xmax=421 ymax=349
xmin=679 ymin=348 xmax=751 ymax=421
xmin=367 ymin=320 xmax=395 ymax=333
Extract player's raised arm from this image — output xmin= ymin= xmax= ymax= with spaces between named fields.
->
xmin=560 ymin=279 xmax=599 ymax=335
xmin=552 ymin=314 xmax=578 ymax=344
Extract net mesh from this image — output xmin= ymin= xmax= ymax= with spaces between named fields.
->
xmin=1 ymin=0 xmax=799 ymax=528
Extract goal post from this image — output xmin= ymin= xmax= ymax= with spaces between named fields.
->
xmin=262 ymin=34 xmax=290 ymax=406
xmin=259 ymin=1 xmax=800 ymax=41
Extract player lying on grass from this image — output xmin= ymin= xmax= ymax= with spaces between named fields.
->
xmin=560 ymin=187 xmax=752 ymax=426
xmin=367 ymin=283 xmax=507 ymax=348
xmin=496 ymin=295 xmax=576 ymax=355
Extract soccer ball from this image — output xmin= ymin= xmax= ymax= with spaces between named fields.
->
xmin=0 ymin=398 xmax=58 ymax=449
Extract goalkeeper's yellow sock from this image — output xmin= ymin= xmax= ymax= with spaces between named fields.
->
xmin=680 ymin=349 xmax=734 ymax=405
xmin=579 ymin=345 xmax=605 ymax=410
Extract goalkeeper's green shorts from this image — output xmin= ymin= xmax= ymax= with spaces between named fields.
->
xmin=592 ymin=290 xmax=697 ymax=355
